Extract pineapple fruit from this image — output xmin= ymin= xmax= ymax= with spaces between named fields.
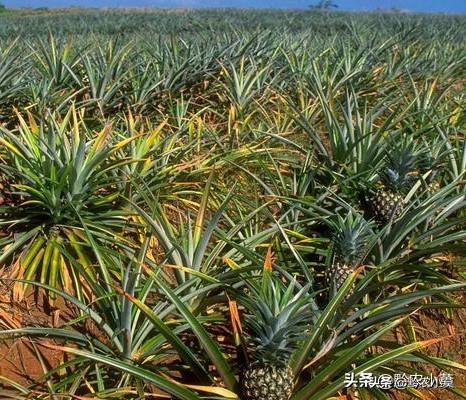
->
xmin=426 ymin=180 xmax=441 ymax=194
xmin=372 ymin=188 xmax=405 ymax=223
xmin=371 ymin=139 xmax=422 ymax=223
xmin=325 ymin=213 xmax=374 ymax=297
xmin=242 ymin=365 xmax=294 ymax=400
xmin=239 ymin=265 xmax=312 ymax=400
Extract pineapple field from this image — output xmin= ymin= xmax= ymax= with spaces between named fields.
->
xmin=0 ymin=7 xmax=465 ymax=400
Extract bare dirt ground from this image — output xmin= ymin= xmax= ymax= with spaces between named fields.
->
xmin=390 ymin=306 xmax=466 ymax=400
xmin=0 ymin=286 xmax=71 ymax=387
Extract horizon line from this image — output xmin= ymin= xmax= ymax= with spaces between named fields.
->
xmin=4 ymin=5 xmax=466 ymax=14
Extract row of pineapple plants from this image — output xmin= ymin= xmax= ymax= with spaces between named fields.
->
xmin=0 ymin=14 xmax=464 ymax=123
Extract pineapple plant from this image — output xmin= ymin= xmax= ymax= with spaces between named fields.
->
xmin=325 ymin=213 xmax=374 ymax=298
xmin=238 ymin=251 xmax=313 ymax=400
xmin=0 ymin=109 xmax=135 ymax=301
xmin=370 ymin=138 xmax=423 ymax=223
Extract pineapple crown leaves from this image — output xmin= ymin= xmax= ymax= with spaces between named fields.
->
xmin=0 ymin=109 xmax=135 ymax=224
xmin=380 ymin=137 xmax=426 ymax=192
xmin=328 ymin=212 xmax=375 ymax=267
xmin=240 ymin=270 xmax=314 ymax=367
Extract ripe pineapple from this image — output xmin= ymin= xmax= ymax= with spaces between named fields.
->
xmin=239 ymin=273 xmax=312 ymax=400
xmin=371 ymin=140 xmax=422 ymax=223
xmin=325 ymin=213 xmax=374 ymax=297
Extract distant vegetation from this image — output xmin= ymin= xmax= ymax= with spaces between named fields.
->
xmin=309 ymin=0 xmax=339 ymax=9
xmin=0 ymin=8 xmax=465 ymax=38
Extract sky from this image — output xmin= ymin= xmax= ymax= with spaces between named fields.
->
xmin=3 ymin=0 xmax=466 ymax=13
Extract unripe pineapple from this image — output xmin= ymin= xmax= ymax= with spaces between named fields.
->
xmin=426 ymin=180 xmax=441 ymax=194
xmin=325 ymin=260 xmax=356 ymax=295
xmin=242 ymin=365 xmax=294 ymax=400
xmin=325 ymin=213 xmax=374 ymax=298
xmin=239 ymin=267 xmax=312 ymax=400
xmin=372 ymin=188 xmax=404 ymax=223
xmin=371 ymin=139 xmax=422 ymax=223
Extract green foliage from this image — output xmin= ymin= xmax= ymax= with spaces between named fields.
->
xmin=329 ymin=212 xmax=374 ymax=267
xmin=239 ymin=272 xmax=313 ymax=367
xmin=0 ymin=8 xmax=464 ymax=400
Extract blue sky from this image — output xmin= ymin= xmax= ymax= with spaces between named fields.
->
xmin=4 ymin=0 xmax=466 ymax=13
